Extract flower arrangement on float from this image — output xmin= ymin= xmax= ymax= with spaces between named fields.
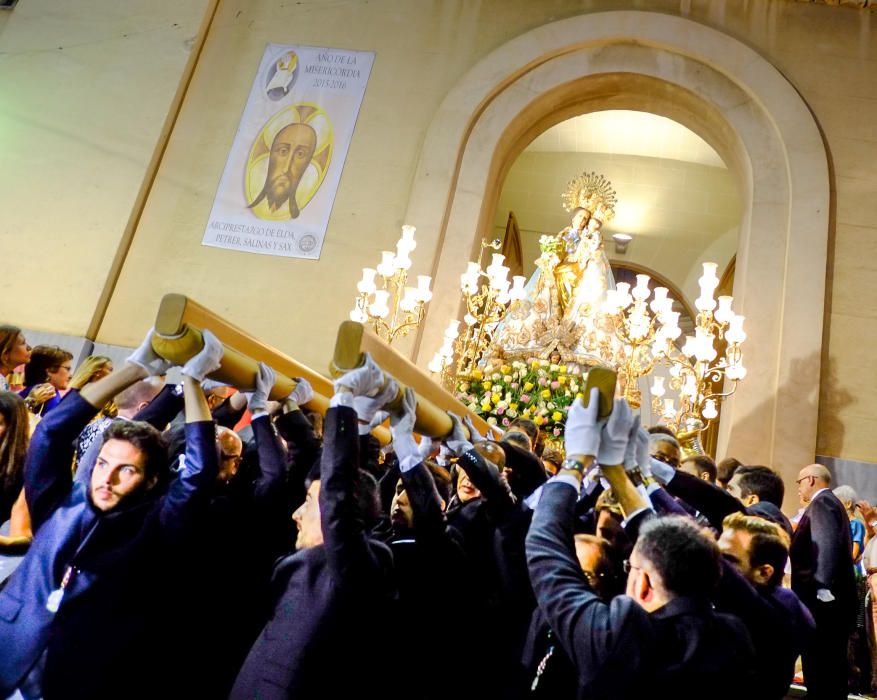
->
xmin=455 ymin=359 xmax=586 ymax=437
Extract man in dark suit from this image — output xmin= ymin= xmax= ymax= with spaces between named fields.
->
xmin=791 ymin=463 xmax=856 ymax=699
xmin=526 ymin=393 xmax=754 ymax=699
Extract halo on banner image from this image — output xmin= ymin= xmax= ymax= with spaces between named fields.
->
xmin=264 ymin=49 xmax=299 ymax=101
xmin=244 ymin=103 xmax=333 ymax=222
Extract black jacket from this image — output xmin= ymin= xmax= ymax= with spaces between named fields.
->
xmin=525 ymin=481 xmax=755 ymax=700
xmin=230 ymin=405 xmax=397 ymax=699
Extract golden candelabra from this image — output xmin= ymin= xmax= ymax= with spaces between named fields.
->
xmin=428 ymin=240 xmax=526 ymax=389
xmin=648 ymin=262 xmax=747 ymax=438
xmin=349 ymin=225 xmax=433 ymax=345
xmin=602 ymin=273 xmax=681 ymax=408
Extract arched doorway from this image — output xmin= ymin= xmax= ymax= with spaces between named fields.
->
xmin=404 ymin=11 xmax=830 ymax=509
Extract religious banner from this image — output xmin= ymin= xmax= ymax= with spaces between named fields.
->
xmin=202 ymin=43 xmax=374 ymax=259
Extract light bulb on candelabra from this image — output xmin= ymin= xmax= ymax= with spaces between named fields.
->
xmin=649 ymin=287 xmax=669 ymax=315
xmin=369 ymin=290 xmax=391 ymax=318
xmin=726 ymin=315 xmax=747 ymax=344
xmin=702 ymin=399 xmax=718 ymax=420
xmin=399 ymin=225 xmax=417 ymax=252
xmin=377 ymin=251 xmax=396 ymax=277
xmin=349 ymin=307 xmax=368 ymax=323
xmin=357 ymin=268 xmax=377 ymax=295
xmin=415 ymin=275 xmax=433 ymax=302
xmin=464 ymin=313 xmax=477 ymax=326
xmin=651 ymin=376 xmax=666 ymax=397
xmin=399 ymin=287 xmax=418 ymax=312
xmin=428 ymin=354 xmax=444 ymax=374
xmin=632 ymin=274 xmax=651 ymax=301
xmin=509 ymin=276 xmax=527 ymax=301
xmin=715 ymin=296 xmax=734 ymax=324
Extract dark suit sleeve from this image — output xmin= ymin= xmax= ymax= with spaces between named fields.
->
xmin=526 ymin=481 xmax=653 ymax=687
xmin=250 ymin=413 xmax=289 ymax=505
xmin=212 ymin=396 xmax=246 ymax=429
xmin=664 ymin=470 xmax=744 ymax=531
xmin=132 ymin=384 xmax=183 ymax=430
xmin=457 ymin=447 xmax=516 ymax=518
xmin=159 ymin=420 xmax=219 ymax=538
xmin=400 ymin=461 xmax=448 ymax=543
xmin=809 ymin=495 xmax=852 ymax=591
xmin=25 ymin=392 xmax=97 ymax=530
xmin=320 ymin=405 xmax=387 ymax=592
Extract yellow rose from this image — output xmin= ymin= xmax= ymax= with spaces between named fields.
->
xmin=481 ymin=403 xmax=492 ymax=413
xmin=471 ymin=369 xmax=483 ymax=380
xmin=576 ymin=392 xmax=584 ymax=399
xmin=509 ymin=403 xmax=519 ymax=411
xmin=552 ymin=411 xmax=563 ymax=422
xmin=491 ymin=393 xmax=501 ymax=404
xmin=558 ymin=376 xmax=567 ymax=385
xmin=522 ymin=408 xmax=531 ymax=417
xmin=531 ymin=360 xmax=540 ymax=368
xmin=540 ymin=389 xmax=551 ymax=399
xmin=482 ymin=381 xmax=492 ymax=390
xmin=559 ymin=365 xmax=567 ymax=373
xmin=523 ymin=382 xmax=534 ymax=392
xmin=534 ymin=415 xmax=544 ymax=426
xmin=500 ymin=364 xmax=511 ymax=374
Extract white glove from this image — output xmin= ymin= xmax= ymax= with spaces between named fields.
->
xmin=649 ymin=457 xmax=676 ymax=485
xmin=353 ymin=379 xmax=398 ymax=434
xmin=127 ymin=328 xmax=173 ymax=377
xmin=463 ymin=414 xmax=486 ymax=443
xmin=564 ymin=387 xmax=602 ymax=458
xmin=333 ymin=353 xmax=384 ymax=397
xmin=623 ymin=415 xmax=642 ymax=471
xmin=390 ymin=387 xmax=419 ymax=471
xmin=816 ymin=588 xmax=835 ymax=603
xmin=417 ymin=435 xmax=434 ymax=461
xmin=201 ymin=378 xmax=230 ymax=393
xmin=635 ymin=427 xmax=651 ymax=474
xmin=248 ymin=362 xmax=275 ymax=414
xmin=597 ymin=398 xmax=635 ymax=466
xmin=181 ymin=330 xmax=223 ymax=382
xmin=288 ymin=377 xmax=314 ymax=406
xmin=446 ymin=413 xmax=474 ymax=456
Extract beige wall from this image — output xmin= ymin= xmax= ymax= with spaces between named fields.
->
xmin=3 ymin=0 xmax=877 ymax=464
xmin=0 ymin=0 xmax=210 ymax=335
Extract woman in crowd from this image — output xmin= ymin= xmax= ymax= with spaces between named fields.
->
xmin=68 ymin=355 xmax=114 ymax=391
xmin=0 ymin=326 xmax=32 ymax=393
xmin=20 ymin=345 xmax=73 ymax=416
xmin=0 ymin=391 xmax=32 ymax=549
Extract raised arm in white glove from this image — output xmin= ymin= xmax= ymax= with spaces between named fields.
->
xmin=181 ymin=329 xmax=223 ymax=383
xmin=127 ymin=328 xmax=174 ymax=377
xmin=564 ymin=387 xmax=602 ymax=459
xmin=287 ymin=377 xmax=313 ymax=408
xmin=463 ymin=414 xmax=486 ymax=444
xmin=248 ymin=362 xmax=276 ymax=416
xmin=445 ymin=413 xmax=474 ymax=457
xmin=390 ymin=387 xmax=420 ymax=471
xmin=596 ymin=398 xmax=635 ymax=466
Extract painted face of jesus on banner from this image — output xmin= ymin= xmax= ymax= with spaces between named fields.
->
xmin=248 ymin=123 xmax=317 ymax=218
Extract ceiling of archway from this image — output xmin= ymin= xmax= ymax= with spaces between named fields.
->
xmin=527 ymin=111 xmax=725 ymax=168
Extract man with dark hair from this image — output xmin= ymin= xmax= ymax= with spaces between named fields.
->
xmin=717 ymin=456 xmax=742 ymax=489
xmin=679 ymin=454 xmax=717 ymax=484
xmin=231 ymin=354 xmax=398 ymax=699
xmin=728 ymin=465 xmax=784 ymax=507
xmin=526 ymin=393 xmax=754 ymax=699
xmin=0 ymin=329 xmax=222 ymax=699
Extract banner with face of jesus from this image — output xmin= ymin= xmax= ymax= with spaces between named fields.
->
xmin=202 ymin=44 xmax=374 ymax=260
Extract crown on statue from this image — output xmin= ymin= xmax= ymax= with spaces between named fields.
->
xmin=561 ymin=171 xmax=617 ymax=223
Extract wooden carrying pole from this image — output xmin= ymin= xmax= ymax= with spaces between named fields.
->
xmin=331 ymin=321 xmax=492 ymax=439
xmin=150 ymin=294 xmax=391 ymax=444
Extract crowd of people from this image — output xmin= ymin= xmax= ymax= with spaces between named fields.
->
xmin=0 ymin=322 xmax=873 ymax=699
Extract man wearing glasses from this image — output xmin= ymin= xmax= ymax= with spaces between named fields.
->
xmin=790 ymin=463 xmax=856 ymax=699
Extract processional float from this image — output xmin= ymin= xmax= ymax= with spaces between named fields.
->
xmin=148 ymin=293 xmax=490 ymax=444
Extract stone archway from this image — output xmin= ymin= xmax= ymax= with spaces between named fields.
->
xmin=405 ymin=11 xmax=830 ymax=507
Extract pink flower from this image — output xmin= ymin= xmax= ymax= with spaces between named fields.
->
xmin=553 ymin=428 xmax=561 ymax=436
xmin=538 ymin=377 xmax=548 ymax=386
xmin=496 ymin=406 xmax=505 ymax=415
xmin=520 ymin=393 xmax=531 ymax=403
xmin=550 ymin=381 xmax=560 ymax=390
xmin=502 ymin=417 xmax=511 ymax=427
xmin=510 ymin=382 xmax=519 ymax=389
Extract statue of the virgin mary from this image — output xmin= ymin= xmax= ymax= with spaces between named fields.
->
xmin=492 ymin=171 xmax=621 ymax=367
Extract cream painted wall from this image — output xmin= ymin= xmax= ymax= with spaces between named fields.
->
xmin=0 ymin=0 xmax=210 ymax=334
xmin=492 ymin=150 xmax=740 ymax=305
xmin=4 ymin=0 xmax=876 ymax=464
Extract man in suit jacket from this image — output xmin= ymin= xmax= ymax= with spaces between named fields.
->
xmin=791 ymin=463 xmax=857 ymax=700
